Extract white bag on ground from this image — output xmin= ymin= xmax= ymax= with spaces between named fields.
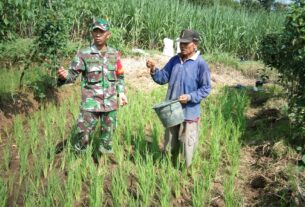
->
xmin=163 ymin=38 xmax=174 ymax=57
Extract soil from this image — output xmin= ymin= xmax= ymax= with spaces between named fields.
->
xmin=123 ymin=54 xmax=256 ymax=93
xmin=1 ymin=53 xmax=304 ymax=207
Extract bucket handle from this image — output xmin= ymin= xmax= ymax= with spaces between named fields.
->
xmin=169 ymin=99 xmax=179 ymax=113
xmin=169 ymin=98 xmax=179 ymax=104
xmin=152 ymin=98 xmax=180 ymax=110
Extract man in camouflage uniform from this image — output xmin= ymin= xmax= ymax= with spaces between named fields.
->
xmin=57 ymin=18 xmax=127 ymax=162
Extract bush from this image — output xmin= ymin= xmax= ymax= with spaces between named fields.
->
xmin=260 ymin=0 xmax=305 ymax=137
xmin=0 ymin=38 xmax=33 ymax=67
xmin=108 ymin=27 xmax=128 ymax=55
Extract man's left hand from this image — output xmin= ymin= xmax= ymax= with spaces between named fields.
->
xmin=119 ymin=93 xmax=128 ymax=106
xmin=179 ymin=94 xmax=190 ymax=104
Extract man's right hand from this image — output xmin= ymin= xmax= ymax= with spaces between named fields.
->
xmin=57 ymin=66 xmax=68 ymax=80
xmin=146 ymin=59 xmax=156 ymax=74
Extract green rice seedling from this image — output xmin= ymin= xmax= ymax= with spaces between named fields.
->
xmin=31 ymin=152 xmax=45 ymax=181
xmin=7 ymin=174 xmax=15 ymax=199
xmin=13 ymin=115 xmax=23 ymax=150
xmin=56 ymin=104 xmax=68 ymax=140
xmin=113 ymin=137 xmax=125 ymax=165
xmin=46 ymin=172 xmax=66 ymax=206
xmin=28 ymin=115 xmax=40 ymax=154
xmin=158 ymin=161 xmax=172 ymax=207
xmin=24 ymin=179 xmax=40 ymax=207
xmin=2 ymin=144 xmax=10 ymax=172
xmin=12 ymin=116 xmax=30 ymax=182
xmin=169 ymin=167 xmax=187 ymax=199
xmin=212 ymin=88 xmax=249 ymax=206
xmin=1 ymin=128 xmax=12 ymax=172
xmin=224 ymin=167 xmax=241 ymax=207
xmin=111 ymin=165 xmax=130 ymax=206
xmin=88 ymin=164 xmax=105 ymax=207
xmin=223 ymin=150 xmax=242 ymax=203
xmin=192 ymin=172 xmax=208 ymax=206
xmin=18 ymin=140 xmax=30 ymax=183
xmin=64 ymin=156 xmax=83 ymax=205
xmin=135 ymin=152 xmax=156 ymax=206
xmin=27 ymin=171 xmax=66 ymax=207
xmin=151 ymin=122 xmax=163 ymax=156
xmin=208 ymin=111 xmax=223 ymax=175
xmin=225 ymin=123 xmax=242 ymax=166
xmin=0 ymin=177 xmax=7 ymax=207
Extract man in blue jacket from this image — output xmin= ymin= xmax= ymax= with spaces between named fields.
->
xmin=146 ymin=29 xmax=211 ymax=167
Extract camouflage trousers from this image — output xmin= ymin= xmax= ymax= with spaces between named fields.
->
xmin=73 ymin=110 xmax=117 ymax=158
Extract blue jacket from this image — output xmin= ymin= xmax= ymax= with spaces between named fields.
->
xmin=151 ymin=51 xmax=211 ymax=120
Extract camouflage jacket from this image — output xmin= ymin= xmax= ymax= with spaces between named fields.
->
xmin=65 ymin=44 xmax=125 ymax=112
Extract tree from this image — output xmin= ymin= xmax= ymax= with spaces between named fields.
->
xmin=260 ymin=0 xmax=305 ymax=138
xmin=19 ymin=0 xmax=69 ymax=94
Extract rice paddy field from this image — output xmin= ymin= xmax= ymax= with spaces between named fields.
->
xmin=0 ymin=84 xmax=251 ymax=206
xmin=1 ymin=0 xmax=305 ymax=206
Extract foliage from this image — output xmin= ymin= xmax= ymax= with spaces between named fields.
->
xmin=241 ymin=0 xmax=287 ymax=11
xmin=187 ymin=0 xmax=240 ymax=8
xmin=260 ymin=0 xmax=305 ymax=137
xmin=258 ymin=0 xmax=275 ymax=10
xmin=18 ymin=1 xmax=70 ymax=96
xmin=296 ymin=146 xmax=305 ymax=166
xmin=0 ymin=0 xmax=39 ymax=41
xmin=34 ymin=1 xmax=69 ymax=75
xmin=0 ymin=0 xmax=285 ymax=60
xmin=240 ymin=0 xmax=263 ymax=11
xmin=108 ymin=27 xmax=127 ymax=55
xmin=273 ymin=2 xmax=290 ymax=11
xmin=0 ymin=38 xmax=33 ymax=67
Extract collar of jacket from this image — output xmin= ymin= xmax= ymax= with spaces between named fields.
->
xmin=90 ymin=44 xmax=108 ymax=54
xmin=179 ymin=51 xmax=201 ymax=63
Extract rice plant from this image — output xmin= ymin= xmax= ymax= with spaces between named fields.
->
xmin=0 ymin=177 xmax=7 ymax=207
xmin=0 ymin=75 xmax=253 ymax=206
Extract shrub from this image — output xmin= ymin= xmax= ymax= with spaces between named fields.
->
xmin=260 ymin=0 xmax=305 ymax=138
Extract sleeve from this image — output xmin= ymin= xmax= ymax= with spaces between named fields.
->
xmin=65 ymin=52 xmax=85 ymax=84
xmin=116 ymin=51 xmax=125 ymax=93
xmin=189 ymin=61 xmax=211 ymax=104
xmin=151 ymin=57 xmax=175 ymax=85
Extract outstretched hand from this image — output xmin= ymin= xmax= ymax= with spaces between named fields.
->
xmin=146 ymin=59 xmax=156 ymax=73
xmin=57 ymin=66 xmax=68 ymax=80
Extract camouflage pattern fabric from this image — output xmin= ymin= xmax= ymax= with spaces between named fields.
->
xmin=66 ymin=44 xmax=125 ymax=112
xmin=73 ymin=110 xmax=117 ymax=156
xmin=65 ymin=44 xmax=124 ymax=156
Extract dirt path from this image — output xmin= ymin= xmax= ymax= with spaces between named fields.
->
xmin=122 ymin=53 xmax=256 ymax=93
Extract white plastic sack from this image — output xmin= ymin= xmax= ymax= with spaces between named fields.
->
xmin=176 ymin=39 xmax=181 ymax=54
xmin=162 ymin=38 xmax=174 ymax=57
